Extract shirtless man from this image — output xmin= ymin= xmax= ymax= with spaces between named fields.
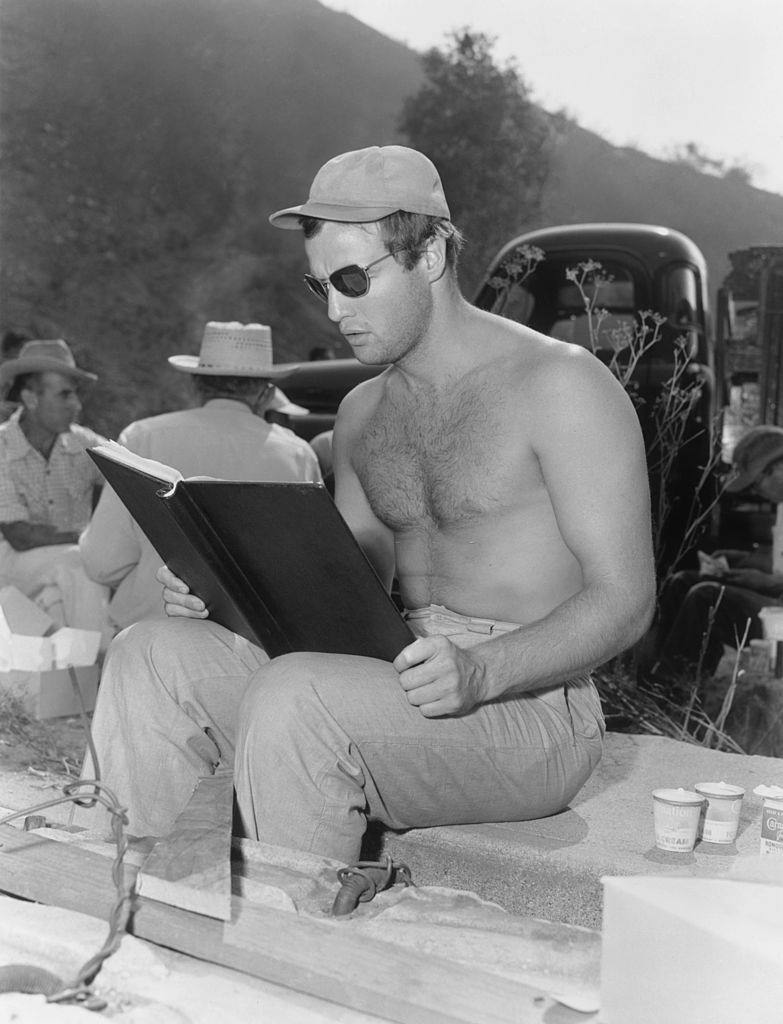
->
xmin=83 ymin=146 xmax=655 ymax=862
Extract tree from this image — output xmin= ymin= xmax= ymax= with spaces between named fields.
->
xmin=399 ymin=30 xmax=556 ymax=288
xmin=670 ymin=141 xmax=754 ymax=187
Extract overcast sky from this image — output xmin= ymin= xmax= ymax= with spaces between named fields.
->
xmin=325 ymin=0 xmax=783 ymax=196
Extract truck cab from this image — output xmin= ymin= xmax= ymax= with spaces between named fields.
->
xmin=473 ymin=222 xmax=715 ymax=420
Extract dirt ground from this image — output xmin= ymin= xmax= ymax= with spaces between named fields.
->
xmin=0 ymin=695 xmax=90 ymax=825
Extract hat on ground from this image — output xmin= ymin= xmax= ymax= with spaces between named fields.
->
xmin=168 ymin=322 xmax=295 ymax=378
xmin=726 ymin=425 xmax=783 ymax=492
xmin=0 ymin=339 xmax=97 ymax=397
xmin=269 ymin=145 xmax=451 ymax=229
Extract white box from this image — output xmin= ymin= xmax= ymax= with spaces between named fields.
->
xmin=600 ymin=875 xmax=783 ymax=1023
xmin=0 ymin=663 xmax=99 ymax=719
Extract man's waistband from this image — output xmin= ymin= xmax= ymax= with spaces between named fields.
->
xmin=403 ymin=604 xmax=522 ymax=636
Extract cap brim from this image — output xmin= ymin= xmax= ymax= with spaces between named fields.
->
xmin=269 ymin=201 xmax=406 ymax=230
xmin=168 ymin=355 xmax=297 ymax=379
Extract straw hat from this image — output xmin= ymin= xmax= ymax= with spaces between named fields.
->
xmin=168 ymin=322 xmax=295 ymax=378
xmin=0 ymin=339 xmax=97 ymax=396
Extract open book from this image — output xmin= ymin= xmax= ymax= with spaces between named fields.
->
xmin=88 ymin=442 xmax=413 ymax=661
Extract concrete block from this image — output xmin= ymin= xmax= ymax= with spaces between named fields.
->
xmin=375 ymin=732 xmax=783 ymax=928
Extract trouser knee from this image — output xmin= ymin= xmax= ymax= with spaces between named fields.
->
xmin=239 ymin=652 xmax=326 ymax=744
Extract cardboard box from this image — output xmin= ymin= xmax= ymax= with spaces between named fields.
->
xmin=0 ymin=663 xmax=99 ymax=719
xmin=0 ymin=584 xmax=56 ymax=637
xmin=600 ymin=874 xmax=783 ymax=1023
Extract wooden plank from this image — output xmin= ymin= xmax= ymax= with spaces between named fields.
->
xmin=0 ymin=824 xmax=586 ymax=1024
xmin=138 ymin=770 xmax=233 ymax=920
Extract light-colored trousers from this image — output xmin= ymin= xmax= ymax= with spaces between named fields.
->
xmin=0 ymin=542 xmax=112 ymax=642
xmin=81 ymin=606 xmax=605 ymax=863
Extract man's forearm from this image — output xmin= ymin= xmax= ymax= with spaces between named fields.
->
xmin=473 ymin=582 xmax=656 ymax=701
xmin=0 ymin=521 xmax=79 ymax=551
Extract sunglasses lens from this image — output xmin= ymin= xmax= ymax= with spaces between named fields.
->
xmin=332 ymin=266 xmax=370 ymax=298
xmin=304 ymin=275 xmax=328 ymax=302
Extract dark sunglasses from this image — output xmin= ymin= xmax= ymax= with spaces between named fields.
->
xmin=304 ymin=250 xmax=401 ymax=302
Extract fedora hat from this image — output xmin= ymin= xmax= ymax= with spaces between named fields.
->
xmin=726 ymin=425 xmax=783 ymax=492
xmin=0 ymin=338 xmax=97 ymax=396
xmin=168 ymin=322 xmax=295 ymax=378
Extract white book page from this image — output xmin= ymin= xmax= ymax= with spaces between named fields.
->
xmin=90 ymin=440 xmax=183 ymax=485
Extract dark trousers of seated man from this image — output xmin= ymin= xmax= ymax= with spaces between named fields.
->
xmin=654 ymin=570 xmax=772 ymax=682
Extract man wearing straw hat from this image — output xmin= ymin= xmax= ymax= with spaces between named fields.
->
xmin=79 ymin=322 xmax=321 ymax=630
xmin=84 ymin=146 xmax=654 ymax=862
xmin=0 ymin=338 xmax=112 ymax=639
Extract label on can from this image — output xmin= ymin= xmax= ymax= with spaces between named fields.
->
xmin=701 ymin=817 xmax=739 ymax=844
xmin=760 ymin=801 xmax=783 ymax=856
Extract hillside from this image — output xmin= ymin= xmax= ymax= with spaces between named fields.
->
xmin=1 ymin=0 xmax=782 ymax=436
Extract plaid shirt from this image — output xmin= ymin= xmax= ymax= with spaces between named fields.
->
xmin=0 ymin=410 xmax=106 ymax=532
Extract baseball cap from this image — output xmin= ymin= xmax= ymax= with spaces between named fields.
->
xmin=269 ymin=145 xmax=451 ymax=229
xmin=726 ymin=425 xmax=783 ymax=492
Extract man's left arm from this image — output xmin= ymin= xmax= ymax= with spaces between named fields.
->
xmin=395 ymin=349 xmax=656 ymax=717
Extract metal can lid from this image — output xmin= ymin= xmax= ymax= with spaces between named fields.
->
xmin=694 ymin=781 xmax=745 ymax=799
xmin=652 ymin=788 xmax=706 ymax=806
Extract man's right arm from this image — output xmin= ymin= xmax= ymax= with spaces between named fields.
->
xmin=0 ymin=521 xmax=79 ymax=551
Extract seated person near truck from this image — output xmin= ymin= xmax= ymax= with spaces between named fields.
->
xmin=81 ymin=146 xmax=655 ymax=864
xmin=651 ymin=425 xmax=783 ymax=680
xmin=0 ymin=339 xmax=112 ymax=641
xmin=79 ymin=322 xmax=322 ymax=632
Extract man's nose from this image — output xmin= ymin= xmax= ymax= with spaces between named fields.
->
xmin=69 ymin=393 xmax=82 ymax=414
xmin=326 ymin=287 xmax=351 ymax=324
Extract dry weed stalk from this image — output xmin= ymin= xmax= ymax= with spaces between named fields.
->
xmin=566 ymin=259 xmax=726 ymax=593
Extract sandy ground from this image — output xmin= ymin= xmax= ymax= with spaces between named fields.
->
xmin=0 ymin=705 xmax=87 ymax=827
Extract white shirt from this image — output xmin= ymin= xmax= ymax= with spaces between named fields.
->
xmin=79 ymin=400 xmax=321 ymax=628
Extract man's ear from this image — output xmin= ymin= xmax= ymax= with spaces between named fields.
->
xmin=421 ymin=234 xmax=448 ymax=282
xmin=19 ymin=385 xmax=38 ymax=412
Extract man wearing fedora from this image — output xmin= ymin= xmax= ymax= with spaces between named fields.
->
xmin=79 ymin=322 xmax=321 ymax=631
xmin=83 ymin=146 xmax=654 ymax=861
xmin=651 ymin=425 xmax=783 ymax=682
xmin=0 ymin=338 xmax=112 ymax=638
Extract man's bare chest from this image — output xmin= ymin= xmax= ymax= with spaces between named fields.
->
xmin=354 ymin=388 xmax=524 ymax=530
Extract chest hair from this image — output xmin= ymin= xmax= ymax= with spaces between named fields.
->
xmin=355 ymin=379 xmax=516 ymax=530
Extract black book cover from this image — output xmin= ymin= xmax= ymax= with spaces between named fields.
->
xmin=88 ymin=446 xmax=413 ymax=661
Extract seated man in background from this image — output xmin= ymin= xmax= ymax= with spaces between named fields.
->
xmin=79 ymin=321 xmax=322 ymax=632
xmin=0 ymin=338 xmax=111 ymax=639
xmin=652 ymin=425 xmax=783 ymax=680
xmin=81 ymin=146 xmax=655 ymax=863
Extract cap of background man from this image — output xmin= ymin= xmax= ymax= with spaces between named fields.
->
xmin=0 ymin=338 xmax=97 ymax=398
xmin=268 ymin=145 xmax=451 ymax=229
xmin=726 ymin=425 xmax=783 ymax=492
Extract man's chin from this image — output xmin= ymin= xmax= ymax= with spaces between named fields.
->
xmin=347 ymin=339 xmax=388 ymax=365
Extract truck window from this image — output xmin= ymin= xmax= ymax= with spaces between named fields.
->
xmin=489 ymin=256 xmax=643 ymax=355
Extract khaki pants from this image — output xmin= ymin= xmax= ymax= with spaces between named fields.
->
xmin=79 ymin=609 xmax=604 ymax=863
